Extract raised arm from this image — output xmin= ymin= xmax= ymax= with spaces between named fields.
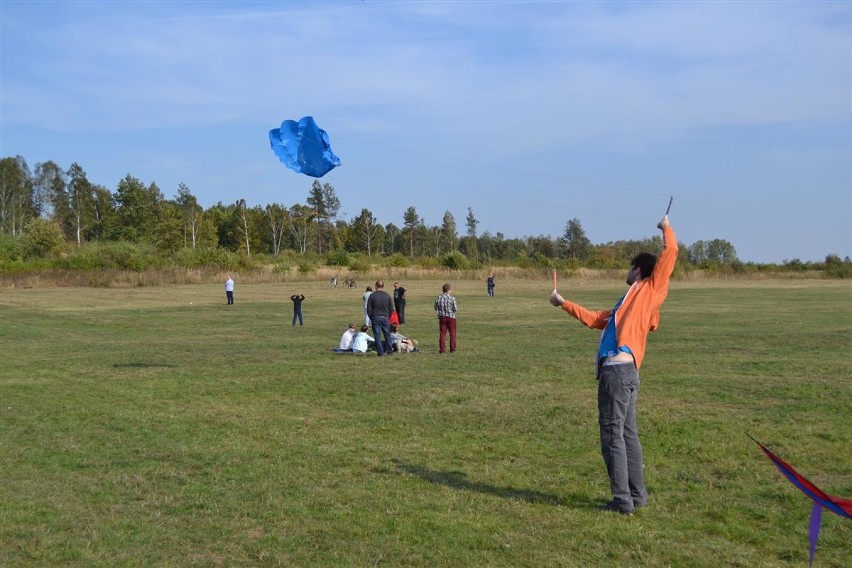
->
xmin=649 ymin=216 xmax=677 ymax=290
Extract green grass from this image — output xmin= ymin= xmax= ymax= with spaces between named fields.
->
xmin=1 ymin=278 xmax=850 ymax=567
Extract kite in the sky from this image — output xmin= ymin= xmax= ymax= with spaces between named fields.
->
xmin=750 ymin=436 xmax=851 ymax=567
xmin=269 ymin=116 xmax=341 ymax=178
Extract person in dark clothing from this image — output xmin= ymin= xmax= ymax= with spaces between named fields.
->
xmin=393 ymin=281 xmax=407 ymax=324
xmin=365 ymin=280 xmax=395 ymax=356
xmin=290 ymin=293 xmax=305 ymax=326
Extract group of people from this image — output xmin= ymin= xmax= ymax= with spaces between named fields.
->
xmin=362 ymin=281 xmax=407 ymax=327
xmin=362 ymin=279 xmax=458 ymax=356
xmin=363 ymin=280 xmax=417 ymax=356
xmin=335 ymin=322 xmax=373 ymax=353
xmin=336 ymin=321 xmax=419 ymax=354
xmin=223 ymin=275 xmax=460 ymax=355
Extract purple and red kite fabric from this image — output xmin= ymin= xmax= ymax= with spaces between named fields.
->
xmin=751 ymin=436 xmax=851 ymax=566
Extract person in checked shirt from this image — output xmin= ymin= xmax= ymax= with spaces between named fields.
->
xmin=434 ymin=282 xmax=458 ymax=354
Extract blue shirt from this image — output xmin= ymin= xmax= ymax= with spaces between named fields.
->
xmin=596 ymin=291 xmax=634 ymax=372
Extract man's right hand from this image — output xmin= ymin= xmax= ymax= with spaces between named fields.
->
xmin=657 ymin=215 xmax=670 ymax=230
xmin=549 ymin=291 xmax=565 ymax=307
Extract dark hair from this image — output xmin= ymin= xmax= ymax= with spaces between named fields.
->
xmin=631 ymin=253 xmax=657 ymax=280
xmin=442 ymin=283 xmax=452 ymax=293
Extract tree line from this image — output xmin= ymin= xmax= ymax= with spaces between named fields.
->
xmin=0 ymin=155 xmax=848 ymax=277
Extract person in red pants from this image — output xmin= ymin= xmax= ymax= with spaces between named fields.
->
xmin=433 ymin=282 xmax=458 ymax=353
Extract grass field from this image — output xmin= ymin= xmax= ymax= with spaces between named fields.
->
xmin=1 ymin=277 xmax=850 ymax=567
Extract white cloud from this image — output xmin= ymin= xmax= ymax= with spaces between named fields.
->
xmin=4 ymin=2 xmax=848 ymax=140
xmin=2 ymin=1 xmax=849 ymax=261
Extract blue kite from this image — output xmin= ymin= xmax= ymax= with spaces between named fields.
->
xmin=269 ymin=116 xmax=341 ymax=178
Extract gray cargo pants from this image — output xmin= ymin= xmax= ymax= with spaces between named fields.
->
xmin=598 ymin=361 xmax=648 ymax=512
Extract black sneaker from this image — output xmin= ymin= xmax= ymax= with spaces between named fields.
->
xmin=600 ymin=501 xmax=634 ymax=516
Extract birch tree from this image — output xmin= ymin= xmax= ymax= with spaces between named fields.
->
xmin=176 ymin=182 xmax=203 ymax=250
xmin=66 ymin=162 xmax=96 ymax=246
xmin=33 ymin=160 xmax=65 ymax=222
xmin=0 ymin=156 xmax=36 ymax=235
xmin=235 ymin=199 xmax=251 ymax=256
xmin=265 ymin=203 xmax=289 ymax=256
xmin=289 ymin=204 xmax=315 ymax=254
xmin=351 ymin=208 xmax=381 ymax=256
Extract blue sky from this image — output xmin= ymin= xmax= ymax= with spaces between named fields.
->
xmin=2 ymin=0 xmax=850 ymax=263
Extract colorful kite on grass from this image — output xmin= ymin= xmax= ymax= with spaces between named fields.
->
xmin=750 ymin=435 xmax=851 ymax=567
xmin=269 ymin=116 xmax=341 ymax=178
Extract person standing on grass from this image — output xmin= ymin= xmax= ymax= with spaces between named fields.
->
xmin=290 ymin=293 xmax=305 ymax=326
xmin=362 ymin=286 xmax=373 ymax=326
xmin=366 ymin=280 xmax=395 ymax=356
xmin=486 ymin=272 xmax=495 ymax=297
xmin=550 ymin=215 xmax=677 ymax=516
xmin=393 ymin=281 xmax=407 ymax=324
xmin=434 ymin=282 xmax=458 ymax=354
xmin=225 ymin=276 xmax=235 ymax=305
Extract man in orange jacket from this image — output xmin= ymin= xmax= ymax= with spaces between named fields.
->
xmin=550 ymin=215 xmax=677 ymax=515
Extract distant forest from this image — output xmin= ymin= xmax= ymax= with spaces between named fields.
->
xmin=1 ymin=156 xmax=849 ymax=278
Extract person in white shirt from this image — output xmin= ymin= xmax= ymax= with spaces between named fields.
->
xmin=338 ymin=323 xmax=357 ymax=351
xmin=225 ymin=276 xmax=234 ymax=305
xmin=362 ymin=286 xmax=373 ymax=326
xmin=351 ymin=325 xmax=375 ymax=353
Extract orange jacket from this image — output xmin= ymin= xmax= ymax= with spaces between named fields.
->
xmin=560 ymin=224 xmax=677 ymax=371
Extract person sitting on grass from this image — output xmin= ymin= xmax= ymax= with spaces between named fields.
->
xmin=335 ymin=323 xmax=357 ymax=352
xmin=351 ymin=325 xmax=375 ymax=353
xmin=390 ymin=323 xmax=419 ymax=353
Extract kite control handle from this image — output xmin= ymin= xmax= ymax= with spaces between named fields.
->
xmin=658 ymin=196 xmax=674 ymax=230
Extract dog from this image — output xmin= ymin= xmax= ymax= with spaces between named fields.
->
xmin=395 ymin=337 xmax=418 ymax=353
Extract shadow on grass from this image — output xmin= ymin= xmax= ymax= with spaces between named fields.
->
xmin=390 ymin=459 xmax=592 ymax=508
xmin=112 ymin=362 xmax=177 ymax=368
